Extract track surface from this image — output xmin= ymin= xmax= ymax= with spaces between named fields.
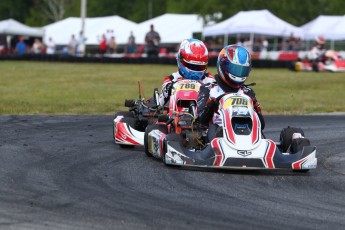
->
xmin=0 ymin=115 xmax=344 ymax=230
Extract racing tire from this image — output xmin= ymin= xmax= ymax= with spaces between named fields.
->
xmin=144 ymin=124 xmax=168 ymax=157
xmin=114 ymin=111 xmax=135 ymax=119
xmin=119 ymin=117 xmax=137 ymax=149
xmin=312 ymin=62 xmax=319 ymax=72
xmin=163 ymin=134 xmax=183 ymax=166
xmin=292 ymin=169 xmax=310 ymax=173
xmin=279 ymin=127 xmax=305 ymax=153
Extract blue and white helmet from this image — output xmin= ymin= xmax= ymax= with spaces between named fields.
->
xmin=177 ymin=38 xmax=208 ymax=81
xmin=217 ymin=45 xmax=251 ymax=88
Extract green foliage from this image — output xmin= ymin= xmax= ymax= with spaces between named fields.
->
xmin=1 ymin=0 xmax=344 ymax=26
xmin=0 ymin=61 xmax=344 ymax=115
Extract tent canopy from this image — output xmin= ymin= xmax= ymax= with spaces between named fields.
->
xmin=43 ymin=16 xmax=138 ymax=45
xmin=135 ymin=13 xmax=204 ymax=44
xmin=43 ymin=13 xmax=204 ymax=46
xmin=0 ymin=19 xmax=44 ymax=37
xmin=301 ymin=15 xmax=345 ymax=40
xmin=202 ymin=10 xmax=302 ymax=38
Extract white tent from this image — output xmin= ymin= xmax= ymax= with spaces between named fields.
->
xmin=136 ymin=13 xmax=204 ymax=44
xmin=301 ymin=15 xmax=345 ymax=40
xmin=0 ymin=19 xmax=44 ymax=37
xmin=43 ymin=16 xmax=138 ymax=45
xmin=202 ymin=10 xmax=302 ymax=38
xmin=43 ymin=14 xmax=204 ymax=46
xmin=329 ymin=16 xmax=345 ymax=40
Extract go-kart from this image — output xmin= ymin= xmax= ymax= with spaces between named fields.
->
xmin=113 ymin=81 xmax=161 ymax=148
xmin=145 ymin=92 xmax=317 ymax=172
xmin=144 ymin=79 xmax=208 ymax=157
xmin=291 ymin=50 xmax=345 ymax=72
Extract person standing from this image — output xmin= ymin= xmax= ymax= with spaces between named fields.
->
xmin=98 ymin=34 xmax=107 ymax=55
xmin=68 ymin=34 xmax=78 ymax=56
xmin=14 ymin=36 xmax=26 ymax=55
xmin=108 ymin=36 xmax=117 ymax=54
xmin=127 ymin=31 xmax=136 ymax=54
xmin=145 ymin=24 xmax=160 ymax=58
xmin=77 ymin=31 xmax=87 ymax=57
xmin=45 ymin=37 xmax=56 ymax=55
xmin=32 ymin=38 xmax=43 ymax=54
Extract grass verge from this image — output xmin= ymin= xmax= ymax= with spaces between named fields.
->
xmin=0 ymin=61 xmax=344 ymax=115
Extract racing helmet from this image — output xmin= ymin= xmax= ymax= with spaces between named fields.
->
xmin=177 ymin=38 xmax=208 ymax=81
xmin=315 ymin=36 xmax=326 ymax=49
xmin=217 ymin=45 xmax=251 ymax=88
xmin=315 ymin=36 xmax=325 ymax=45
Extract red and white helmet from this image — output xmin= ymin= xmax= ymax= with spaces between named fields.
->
xmin=177 ymin=38 xmax=208 ymax=81
xmin=315 ymin=36 xmax=325 ymax=45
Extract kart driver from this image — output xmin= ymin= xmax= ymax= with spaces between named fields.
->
xmin=308 ymin=36 xmax=326 ymax=63
xmin=158 ymin=38 xmax=215 ymax=106
xmin=197 ymin=45 xmax=265 ymax=140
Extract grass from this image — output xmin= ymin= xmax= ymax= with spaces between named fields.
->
xmin=0 ymin=61 xmax=344 ymax=115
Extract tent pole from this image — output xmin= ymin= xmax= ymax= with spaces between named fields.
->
xmin=224 ymin=34 xmax=228 ymax=46
xmin=250 ymin=33 xmax=254 ymax=52
xmin=80 ymin=0 xmax=87 ymax=33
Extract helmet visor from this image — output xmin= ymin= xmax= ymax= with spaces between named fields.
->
xmin=227 ymin=61 xmax=251 ymax=78
xmin=182 ymin=59 xmax=207 ymax=72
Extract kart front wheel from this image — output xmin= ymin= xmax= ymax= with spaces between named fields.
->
xmin=144 ymin=124 xmax=168 ymax=157
xmin=163 ymin=134 xmax=183 ymax=166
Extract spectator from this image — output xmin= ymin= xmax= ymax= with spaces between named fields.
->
xmin=108 ymin=36 xmax=117 ymax=54
xmin=243 ymin=38 xmax=252 ymax=53
xmin=288 ymin=32 xmax=296 ymax=51
xmin=295 ymin=37 xmax=305 ymax=51
xmin=32 ymin=38 xmax=43 ymax=54
xmin=127 ymin=31 xmax=136 ymax=54
xmin=14 ymin=36 xmax=26 ymax=55
xmin=106 ymin=29 xmax=114 ymax=46
xmin=261 ymin=37 xmax=269 ymax=52
xmin=216 ymin=37 xmax=224 ymax=51
xmin=98 ymin=34 xmax=107 ymax=55
xmin=46 ymin=37 xmax=55 ymax=55
xmin=145 ymin=24 xmax=160 ymax=58
xmin=236 ymin=39 xmax=243 ymax=46
xmin=68 ymin=34 xmax=78 ymax=56
xmin=253 ymin=38 xmax=261 ymax=52
xmin=279 ymin=39 xmax=288 ymax=51
xmin=77 ymin=31 xmax=87 ymax=57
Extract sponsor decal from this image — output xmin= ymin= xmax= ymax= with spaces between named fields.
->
xmin=237 ymin=150 xmax=252 ymax=157
xmin=153 ymin=138 xmax=159 ymax=153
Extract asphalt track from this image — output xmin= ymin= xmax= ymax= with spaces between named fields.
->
xmin=0 ymin=115 xmax=344 ymax=230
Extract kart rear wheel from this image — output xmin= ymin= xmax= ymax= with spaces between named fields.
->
xmin=279 ymin=127 xmax=304 ymax=153
xmin=144 ymin=124 xmax=168 ymax=157
xmin=119 ymin=117 xmax=137 ymax=149
xmin=114 ymin=111 xmax=134 ymax=119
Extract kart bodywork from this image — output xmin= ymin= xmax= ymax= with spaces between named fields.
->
xmin=113 ymin=81 xmax=161 ymax=148
xmin=292 ymin=50 xmax=345 ymax=72
xmin=146 ymin=93 xmax=317 ymax=171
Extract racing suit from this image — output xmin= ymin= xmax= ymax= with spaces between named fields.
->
xmin=158 ymin=71 xmax=215 ymax=106
xmin=197 ymin=74 xmax=265 ymax=140
xmin=308 ymin=45 xmax=326 ymax=62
